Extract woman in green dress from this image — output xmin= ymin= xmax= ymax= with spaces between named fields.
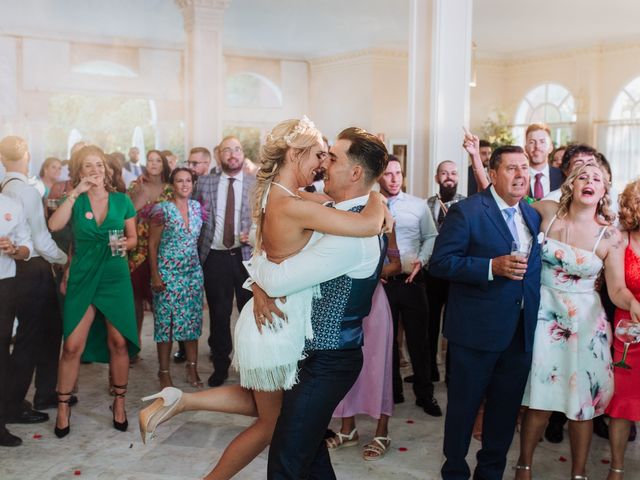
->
xmin=48 ymin=145 xmax=139 ymax=437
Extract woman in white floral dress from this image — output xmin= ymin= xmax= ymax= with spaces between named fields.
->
xmin=514 ymin=162 xmax=640 ymax=480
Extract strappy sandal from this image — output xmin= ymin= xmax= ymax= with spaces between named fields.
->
xmin=54 ymin=391 xmax=73 ymax=438
xmin=111 ymin=383 xmax=128 ymax=432
xmin=158 ymin=369 xmax=173 ymax=389
xmin=325 ymin=428 xmax=358 ymax=449
xmin=185 ymin=362 xmax=203 ymax=388
xmin=362 ymin=436 xmax=391 ymax=461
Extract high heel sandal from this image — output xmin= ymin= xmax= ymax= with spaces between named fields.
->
xmin=158 ymin=369 xmax=173 ymax=389
xmin=111 ymin=384 xmax=128 ymax=432
xmin=185 ymin=362 xmax=203 ymax=388
xmin=54 ymin=391 xmax=73 ymax=438
xmin=139 ymin=387 xmax=183 ymax=444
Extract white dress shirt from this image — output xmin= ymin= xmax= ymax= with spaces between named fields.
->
xmin=488 ymin=185 xmax=532 ymax=281
xmin=212 ymin=171 xmax=243 ymax=250
xmin=1 ymin=173 xmax=67 ymax=265
xmin=0 ymin=193 xmax=33 ymax=280
xmin=386 ymin=191 xmax=438 ymax=272
xmin=245 ymin=195 xmax=381 ymax=298
xmin=529 ymin=164 xmax=551 ymax=198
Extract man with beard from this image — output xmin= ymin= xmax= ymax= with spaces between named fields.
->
xmin=378 ymin=156 xmax=441 ymax=415
xmin=424 ymin=161 xmax=465 ymax=382
xmin=194 ymin=136 xmax=255 ymax=387
xmin=524 ymin=123 xmax=563 ymax=200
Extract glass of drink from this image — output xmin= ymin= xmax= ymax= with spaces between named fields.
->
xmin=46 ymin=198 xmax=60 ymax=211
xmin=613 ymin=318 xmax=640 ymax=369
xmin=511 ymin=241 xmax=531 ymax=259
xmin=108 ymin=229 xmax=125 ymax=257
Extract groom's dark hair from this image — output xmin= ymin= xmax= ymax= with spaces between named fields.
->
xmin=337 ymin=127 xmax=388 ymax=185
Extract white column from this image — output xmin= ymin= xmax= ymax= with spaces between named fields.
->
xmin=407 ymin=0 xmax=473 ymax=197
xmin=176 ymin=0 xmax=230 ymax=150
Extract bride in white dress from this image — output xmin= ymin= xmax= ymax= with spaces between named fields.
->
xmin=138 ymin=117 xmax=389 ymax=480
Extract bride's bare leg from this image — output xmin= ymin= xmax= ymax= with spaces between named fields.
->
xmin=203 ymin=390 xmax=283 ymax=480
xmin=175 ymin=385 xmax=259 ymax=417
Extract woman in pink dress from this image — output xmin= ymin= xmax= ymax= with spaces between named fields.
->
xmin=605 ymin=179 xmax=640 ymax=480
xmin=326 ymin=231 xmax=400 ymax=460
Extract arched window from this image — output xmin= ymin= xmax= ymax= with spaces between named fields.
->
xmin=512 ymin=83 xmax=576 ymax=146
xmin=603 ymin=77 xmax=640 ymax=190
xmin=226 ymin=73 xmax=283 ymax=108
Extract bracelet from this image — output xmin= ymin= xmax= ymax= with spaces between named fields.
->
xmin=67 ymin=192 xmax=78 ymax=203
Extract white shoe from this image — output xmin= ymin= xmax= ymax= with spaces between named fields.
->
xmin=139 ymin=387 xmax=183 ymax=444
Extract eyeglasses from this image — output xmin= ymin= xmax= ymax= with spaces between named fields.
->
xmin=221 ymin=146 xmax=243 ymax=155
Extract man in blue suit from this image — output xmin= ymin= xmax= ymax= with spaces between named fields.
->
xmin=430 ymin=145 xmax=542 ymax=480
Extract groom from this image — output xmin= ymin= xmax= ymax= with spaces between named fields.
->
xmin=246 ymin=127 xmax=388 ymax=479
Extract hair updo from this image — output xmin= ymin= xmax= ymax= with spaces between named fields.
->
xmin=253 ymin=117 xmax=323 ymax=251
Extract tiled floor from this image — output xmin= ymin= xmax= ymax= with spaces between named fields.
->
xmin=1 ymin=312 xmax=639 ymax=479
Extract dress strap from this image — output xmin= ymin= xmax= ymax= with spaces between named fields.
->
xmin=543 ymin=214 xmax=558 ymax=238
xmin=272 ymin=182 xmax=301 ymax=198
xmin=592 ymin=225 xmax=609 ymax=254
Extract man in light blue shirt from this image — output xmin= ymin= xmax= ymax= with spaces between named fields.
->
xmin=379 ymin=155 xmax=441 ymax=415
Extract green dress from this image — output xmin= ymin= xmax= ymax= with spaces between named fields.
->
xmin=63 ymin=192 xmax=140 ymax=363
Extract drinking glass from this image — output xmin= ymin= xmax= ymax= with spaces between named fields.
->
xmin=613 ymin=319 xmax=640 ymax=369
xmin=108 ymin=229 xmax=125 ymax=257
xmin=46 ymin=198 xmax=60 ymax=211
xmin=511 ymin=241 xmax=531 ymax=259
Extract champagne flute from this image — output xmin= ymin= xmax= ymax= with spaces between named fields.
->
xmin=612 ymin=318 xmax=640 ymax=369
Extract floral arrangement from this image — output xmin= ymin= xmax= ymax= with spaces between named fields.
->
xmin=482 ymin=110 xmax=515 ymax=149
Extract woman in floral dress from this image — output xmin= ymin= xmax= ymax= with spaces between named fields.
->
xmin=148 ymin=167 xmax=204 ymax=389
xmin=514 ymin=162 xmax=640 ymax=480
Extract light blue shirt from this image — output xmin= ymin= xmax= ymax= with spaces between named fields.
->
xmin=386 ymin=191 xmax=438 ymax=271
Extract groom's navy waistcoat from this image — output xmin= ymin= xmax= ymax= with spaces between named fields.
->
xmin=305 ymin=205 xmax=387 ymax=352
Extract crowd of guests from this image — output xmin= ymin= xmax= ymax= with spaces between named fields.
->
xmin=0 ymin=117 xmax=638 ymax=480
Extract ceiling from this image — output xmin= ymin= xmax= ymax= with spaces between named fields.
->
xmin=2 ymin=0 xmax=640 ymax=59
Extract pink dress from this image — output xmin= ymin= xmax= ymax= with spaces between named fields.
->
xmin=333 ymin=283 xmax=394 ymax=419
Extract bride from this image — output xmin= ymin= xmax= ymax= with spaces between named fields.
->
xmin=138 ymin=117 xmax=389 ymax=480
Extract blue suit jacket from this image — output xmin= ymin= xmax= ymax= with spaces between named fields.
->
xmin=429 ymin=188 xmax=542 ymax=353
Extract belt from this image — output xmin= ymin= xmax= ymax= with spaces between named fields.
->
xmin=386 ymin=271 xmax=424 ymax=283
xmin=210 ymin=247 xmax=242 ymax=256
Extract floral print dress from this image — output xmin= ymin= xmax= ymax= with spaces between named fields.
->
xmin=522 ymin=217 xmax=613 ymax=420
xmin=151 ymin=200 xmax=204 ymax=342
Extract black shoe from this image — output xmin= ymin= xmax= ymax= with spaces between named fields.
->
xmin=111 ymin=384 xmax=128 ymax=432
xmin=173 ymin=349 xmax=186 ymax=364
xmin=394 ymin=392 xmax=405 ymax=404
xmin=34 ymin=394 xmax=78 ymax=410
xmin=6 ymin=408 xmax=49 ymax=424
xmin=207 ymin=371 xmax=228 ymax=388
xmin=416 ymin=396 xmax=442 ymax=417
xmin=404 ymin=375 xmax=415 ymax=383
xmin=545 ymin=420 xmax=565 ymax=443
xmin=0 ymin=427 xmax=21 ymax=447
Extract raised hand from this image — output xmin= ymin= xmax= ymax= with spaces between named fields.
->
xmin=462 ymin=127 xmax=480 ymax=157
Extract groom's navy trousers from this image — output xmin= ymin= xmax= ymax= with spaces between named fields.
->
xmin=267 ymin=349 xmax=363 ymax=480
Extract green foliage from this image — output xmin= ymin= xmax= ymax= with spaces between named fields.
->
xmin=482 ymin=110 xmax=516 ymax=149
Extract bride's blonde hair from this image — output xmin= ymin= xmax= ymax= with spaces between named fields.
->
xmin=253 ymin=117 xmax=323 ymax=252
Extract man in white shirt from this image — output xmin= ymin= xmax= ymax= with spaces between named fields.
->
xmin=247 ymin=127 xmax=389 ymax=480
xmin=378 ymin=156 xmax=441 ymax=416
xmin=524 ymin=123 xmax=563 ymax=200
xmin=0 ymin=193 xmax=32 ymax=447
xmin=193 ymin=137 xmax=255 ymax=387
xmin=0 ymin=136 xmax=68 ymax=424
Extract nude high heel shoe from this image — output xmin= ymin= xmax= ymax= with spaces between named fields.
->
xmin=139 ymin=387 xmax=183 ymax=444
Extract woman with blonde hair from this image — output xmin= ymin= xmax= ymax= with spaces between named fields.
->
xmin=139 ymin=117 xmax=389 ymax=479
xmin=49 ymin=145 xmax=139 ymax=438
xmin=513 ymin=162 xmax=640 ymax=480
xmin=604 ymin=178 xmax=640 ymax=480
xmin=39 ymin=157 xmax=62 ymax=198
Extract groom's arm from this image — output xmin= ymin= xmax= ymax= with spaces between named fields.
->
xmin=246 ymin=234 xmax=378 ymax=298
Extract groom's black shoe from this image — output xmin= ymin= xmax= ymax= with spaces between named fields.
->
xmin=207 ymin=371 xmax=228 ymax=388
xmin=416 ymin=396 xmax=442 ymax=417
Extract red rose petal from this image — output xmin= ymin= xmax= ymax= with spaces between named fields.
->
xmin=32 ymin=434 xmax=42 ymax=439
xmin=398 ymin=447 xmax=408 ymax=452
xmin=559 ymin=456 xmax=567 ymax=462
xmin=74 ymin=470 xmax=81 ymax=475
xmin=601 ymin=459 xmax=610 ymax=464
xmin=406 ymin=419 xmax=414 ymax=424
